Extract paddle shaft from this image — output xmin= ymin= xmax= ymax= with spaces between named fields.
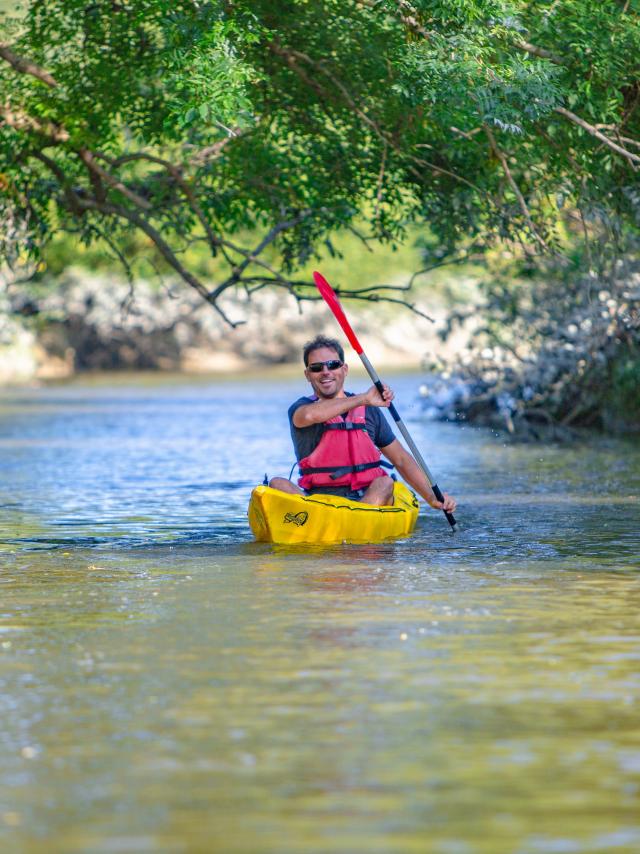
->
xmin=358 ymin=353 xmax=457 ymax=530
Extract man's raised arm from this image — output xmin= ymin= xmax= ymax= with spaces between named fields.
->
xmin=292 ymin=385 xmax=394 ymax=428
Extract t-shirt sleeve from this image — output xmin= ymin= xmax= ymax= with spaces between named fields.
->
xmin=288 ymin=396 xmax=313 ymax=424
xmin=367 ymin=407 xmax=395 ymax=448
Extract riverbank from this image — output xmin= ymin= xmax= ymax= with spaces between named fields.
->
xmin=420 ymin=262 xmax=640 ymax=437
xmin=1 ymin=269 xmax=476 ymax=384
xmin=4 ymin=264 xmax=638 ymax=438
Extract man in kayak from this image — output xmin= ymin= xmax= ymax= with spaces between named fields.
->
xmin=269 ymin=335 xmax=457 ymax=512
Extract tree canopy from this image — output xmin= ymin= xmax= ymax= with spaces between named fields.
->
xmin=1 ymin=0 xmax=639 ymax=323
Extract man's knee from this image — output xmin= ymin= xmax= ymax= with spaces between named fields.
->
xmin=368 ymin=474 xmax=394 ymax=503
xmin=269 ymin=477 xmax=289 ymax=490
xmin=379 ymin=475 xmax=395 ymax=498
xmin=269 ymin=477 xmax=302 ymax=494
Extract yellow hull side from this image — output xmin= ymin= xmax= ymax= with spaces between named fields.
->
xmin=248 ymin=480 xmax=419 ymax=544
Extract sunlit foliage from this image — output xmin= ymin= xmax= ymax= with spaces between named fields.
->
xmin=1 ymin=1 xmax=639 ymax=320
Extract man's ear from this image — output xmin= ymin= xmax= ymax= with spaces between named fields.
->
xmin=344 ymin=363 xmax=349 ymax=376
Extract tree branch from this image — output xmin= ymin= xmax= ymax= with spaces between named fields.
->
xmin=515 ymin=40 xmax=564 ymax=65
xmin=405 ymin=151 xmax=483 ymax=192
xmin=26 ymin=142 xmax=448 ymax=326
xmin=450 ymin=126 xmax=483 ymax=140
xmin=209 ymin=210 xmax=312 ymax=300
xmin=407 ymin=251 xmax=485 ymax=286
xmin=554 ymin=106 xmax=640 ymax=166
xmin=617 ymin=134 xmax=640 ymax=149
xmin=88 ymin=222 xmax=134 ymax=282
xmin=0 ymin=43 xmax=58 ymax=87
xmin=305 ymin=289 xmax=435 ymax=321
xmin=186 ymin=132 xmax=240 ymax=166
xmin=31 ymin=151 xmax=84 ymax=215
xmin=391 ymin=1 xmax=433 ymax=41
xmin=216 ymin=235 xmax=308 ymax=290
xmin=345 ymin=223 xmax=375 ymax=251
xmin=267 ymin=40 xmax=327 ymax=98
xmin=72 ymin=197 xmax=243 ymax=327
xmin=242 ymin=277 xmax=435 ymax=321
xmin=288 ymin=45 xmax=387 ymax=138
xmin=96 ymin=150 xmax=221 ymax=256
xmin=485 ymin=125 xmax=549 ymax=251
xmin=270 ymin=42 xmax=483 ymax=193
xmin=0 ymin=104 xmax=69 ymax=142
xmin=78 ymin=149 xmax=152 ymax=210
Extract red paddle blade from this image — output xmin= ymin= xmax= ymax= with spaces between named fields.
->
xmin=313 ymin=271 xmax=363 ymax=354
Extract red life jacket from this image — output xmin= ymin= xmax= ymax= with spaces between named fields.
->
xmin=298 ymin=404 xmax=390 ymax=491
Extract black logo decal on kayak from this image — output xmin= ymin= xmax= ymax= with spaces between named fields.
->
xmin=284 ymin=511 xmax=308 ymax=527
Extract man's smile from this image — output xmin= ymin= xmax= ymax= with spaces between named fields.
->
xmin=304 ymin=345 xmax=348 ymax=398
xmin=316 ymin=374 xmax=339 ymax=394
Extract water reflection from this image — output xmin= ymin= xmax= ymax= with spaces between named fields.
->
xmin=1 ymin=544 xmax=640 ymax=851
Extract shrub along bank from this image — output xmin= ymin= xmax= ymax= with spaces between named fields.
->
xmin=421 ymin=262 xmax=640 ymax=437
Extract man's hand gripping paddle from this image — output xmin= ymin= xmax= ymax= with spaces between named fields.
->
xmin=313 ymin=271 xmax=457 ymax=531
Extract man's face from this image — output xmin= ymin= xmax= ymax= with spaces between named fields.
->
xmin=304 ymin=346 xmax=348 ymax=399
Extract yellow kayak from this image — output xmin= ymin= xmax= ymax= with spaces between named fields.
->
xmin=248 ymin=480 xmax=419 ymax=544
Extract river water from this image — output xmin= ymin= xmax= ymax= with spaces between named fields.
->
xmin=1 ymin=373 xmax=639 ymax=853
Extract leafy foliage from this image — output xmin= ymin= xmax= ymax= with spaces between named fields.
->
xmin=0 ymin=0 xmax=639 ymax=325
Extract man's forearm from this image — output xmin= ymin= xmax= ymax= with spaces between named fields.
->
xmin=395 ymin=457 xmax=438 ymax=507
xmin=293 ymin=393 xmax=366 ymax=427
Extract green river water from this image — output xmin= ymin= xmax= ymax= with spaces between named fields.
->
xmin=0 ymin=374 xmax=638 ymax=853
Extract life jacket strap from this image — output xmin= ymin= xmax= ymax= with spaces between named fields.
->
xmin=323 ymin=422 xmax=368 ymax=432
xmin=299 ymin=460 xmax=393 ymax=480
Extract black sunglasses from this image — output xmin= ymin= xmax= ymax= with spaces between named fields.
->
xmin=307 ymin=359 xmax=344 ymax=373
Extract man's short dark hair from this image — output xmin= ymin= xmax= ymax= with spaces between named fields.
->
xmin=303 ymin=335 xmax=345 ymax=366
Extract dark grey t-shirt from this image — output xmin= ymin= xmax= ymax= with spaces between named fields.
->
xmin=288 ymin=393 xmax=395 ymax=496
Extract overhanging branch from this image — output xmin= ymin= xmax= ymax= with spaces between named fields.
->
xmin=515 ymin=40 xmax=564 ymax=65
xmin=0 ymin=104 xmax=69 ymax=142
xmin=99 ymin=150 xmax=225 ymax=258
xmin=0 ymin=43 xmax=58 ymax=87
xmin=208 ymin=210 xmax=312 ymax=300
xmin=78 ymin=149 xmax=152 ymax=210
xmin=72 ymin=196 xmax=243 ymax=327
xmin=555 ymin=106 xmax=640 ymax=167
xmin=269 ymin=40 xmax=483 ymax=193
xmin=485 ymin=125 xmax=549 ymax=252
